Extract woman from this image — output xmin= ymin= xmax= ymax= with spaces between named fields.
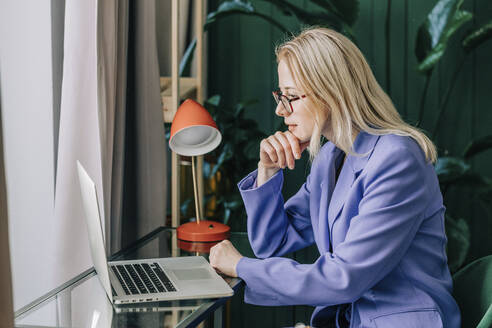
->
xmin=209 ymin=27 xmax=460 ymax=328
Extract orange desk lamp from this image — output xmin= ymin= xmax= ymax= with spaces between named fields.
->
xmin=169 ymin=99 xmax=230 ymax=242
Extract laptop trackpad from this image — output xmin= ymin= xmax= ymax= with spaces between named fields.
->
xmin=172 ymin=268 xmax=213 ymax=280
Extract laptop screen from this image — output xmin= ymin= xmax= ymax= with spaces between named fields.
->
xmin=77 ymin=161 xmax=113 ymax=301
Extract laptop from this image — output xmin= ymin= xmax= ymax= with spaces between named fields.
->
xmin=76 ymin=161 xmax=234 ymax=305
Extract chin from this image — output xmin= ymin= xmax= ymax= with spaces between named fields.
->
xmin=295 ymin=133 xmax=309 ymax=142
xmin=290 ymin=128 xmax=310 ymax=143
xmin=292 ymin=131 xmax=303 ymax=140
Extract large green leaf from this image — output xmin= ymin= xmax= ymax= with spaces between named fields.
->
xmin=309 ymin=0 xmax=359 ymax=26
xmin=463 ymin=135 xmax=492 ymax=160
xmin=205 ymin=0 xmax=288 ymax=33
xmin=445 ymin=214 xmax=470 ymax=273
xmin=435 ymin=156 xmax=470 ymax=183
xmin=415 ymin=0 xmax=472 ymax=73
xmin=266 ymin=0 xmax=355 ymax=38
xmin=462 ymin=20 xmax=492 ymax=53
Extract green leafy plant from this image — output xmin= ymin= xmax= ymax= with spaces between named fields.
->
xmin=432 ymin=19 xmax=492 ymax=138
xmin=435 ymin=140 xmax=492 ymax=272
xmin=206 ymin=0 xmax=359 ymax=37
xmin=415 ymin=0 xmax=472 ymax=74
xmin=180 ymin=0 xmax=360 ymax=77
xmin=413 ymin=0 xmax=492 ymax=272
xmin=414 ymin=0 xmax=472 ymax=126
xmin=415 ymin=0 xmax=492 ymax=134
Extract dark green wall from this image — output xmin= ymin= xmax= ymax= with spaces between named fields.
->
xmin=207 ymin=0 xmax=492 ymax=326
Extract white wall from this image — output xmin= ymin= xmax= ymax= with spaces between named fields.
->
xmin=0 ymin=0 xmax=94 ymax=313
xmin=0 ymin=0 xmax=57 ymax=311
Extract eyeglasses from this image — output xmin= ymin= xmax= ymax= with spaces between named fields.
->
xmin=272 ymin=90 xmax=307 ymax=114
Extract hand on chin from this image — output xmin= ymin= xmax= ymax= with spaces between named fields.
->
xmin=292 ymin=132 xmax=310 ymax=150
xmin=294 ymin=132 xmax=310 ymax=145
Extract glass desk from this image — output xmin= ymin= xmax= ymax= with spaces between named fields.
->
xmin=14 ymin=227 xmax=246 ymax=328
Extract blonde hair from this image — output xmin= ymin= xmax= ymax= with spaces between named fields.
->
xmin=275 ymin=27 xmax=437 ymax=163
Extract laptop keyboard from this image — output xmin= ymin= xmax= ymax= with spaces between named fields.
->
xmin=111 ymin=262 xmax=177 ymax=296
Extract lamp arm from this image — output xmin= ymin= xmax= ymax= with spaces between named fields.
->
xmin=191 ymin=156 xmax=201 ymax=224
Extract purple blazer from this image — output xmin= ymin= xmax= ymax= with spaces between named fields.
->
xmin=236 ymin=132 xmax=460 ymax=328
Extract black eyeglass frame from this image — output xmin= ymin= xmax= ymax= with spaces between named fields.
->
xmin=272 ymin=90 xmax=307 ymax=114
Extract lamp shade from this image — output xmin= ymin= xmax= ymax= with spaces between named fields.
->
xmin=169 ymin=99 xmax=221 ymax=156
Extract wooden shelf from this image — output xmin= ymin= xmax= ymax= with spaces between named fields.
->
xmin=167 ymin=0 xmax=205 ymax=230
xmin=160 ymin=77 xmax=198 ymax=123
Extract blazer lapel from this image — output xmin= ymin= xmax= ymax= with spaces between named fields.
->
xmin=327 ymin=132 xmax=381 ymax=244
xmin=327 ymin=163 xmax=356 ymax=228
xmin=316 ymin=145 xmax=341 ymax=253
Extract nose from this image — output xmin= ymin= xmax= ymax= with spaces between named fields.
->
xmin=275 ymin=102 xmax=290 ymax=117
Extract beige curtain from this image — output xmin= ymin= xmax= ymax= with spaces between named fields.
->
xmin=118 ymin=0 xmax=168 ymax=251
xmin=99 ymin=0 xmax=167 ymax=254
xmin=106 ymin=1 xmax=129 ymax=255
xmin=0 ymin=87 xmax=14 ymax=327
xmin=96 ymin=0 xmax=120 ymax=255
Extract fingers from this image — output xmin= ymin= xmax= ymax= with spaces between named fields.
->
xmin=283 ymin=131 xmax=302 ymax=159
xmin=282 ymin=131 xmax=309 ymax=155
xmin=275 ymin=132 xmax=295 ymax=169
xmin=260 ymin=138 xmax=278 ymax=164
xmin=260 ymin=131 xmax=307 ymax=170
xmin=268 ymin=135 xmax=286 ymax=168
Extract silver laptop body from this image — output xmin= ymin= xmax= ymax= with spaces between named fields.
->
xmin=76 ymin=161 xmax=234 ymax=305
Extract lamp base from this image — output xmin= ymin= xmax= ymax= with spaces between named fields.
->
xmin=177 ymin=239 xmax=219 ymax=253
xmin=177 ymin=220 xmax=230 ymax=242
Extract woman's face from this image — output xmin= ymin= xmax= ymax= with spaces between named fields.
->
xmin=276 ymin=60 xmax=317 ymax=143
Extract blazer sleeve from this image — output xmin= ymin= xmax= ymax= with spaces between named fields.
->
xmin=237 ymin=169 xmax=315 ymax=259
xmin=236 ymin=147 xmax=431 ymax=306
